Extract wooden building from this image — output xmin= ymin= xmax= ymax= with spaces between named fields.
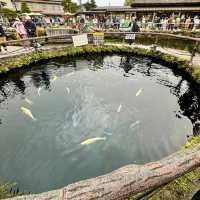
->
xmin=15 ymin=0 xmax=64 ymax=16
xmin=76 ymin=6 xmax=135 ymax=18
xmin=78 ymin=1 xmax=200 ymax=18
xmin=131 ymin=0 xmax=200 ymax=16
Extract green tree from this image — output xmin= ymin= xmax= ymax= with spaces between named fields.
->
xmin=124 ymin=0 xmax=134 ymax=6
xmin=90 ymin=0 xmax=97 ymax=9
xmin=83 ymin=2 xmax=91 ymax=11
xmin=83 ymin=0 xmax=96 ymax=11
xmin=62 ymin=0 xmax=78 ymax=13
xmin=21 ymin=1 xmax=31 ymax=13
xmin=0 ymin=8 xmax=17 ymax=18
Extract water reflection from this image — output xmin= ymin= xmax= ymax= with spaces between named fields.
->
xmin=1 ymin=54 xmax=200 ymax=193
xmin=31 ymin=70 xmax=51 ymax=90
xmin=0 ymin=54 xmax=199 ymax=134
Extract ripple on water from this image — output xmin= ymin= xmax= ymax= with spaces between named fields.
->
xmin=0 ymin=54 xmax=199 ymax=193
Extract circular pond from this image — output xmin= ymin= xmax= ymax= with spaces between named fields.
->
xmin=0 ymin=54 xmax=199 ymax=193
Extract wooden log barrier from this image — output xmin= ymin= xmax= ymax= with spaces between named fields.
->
xmin=8 ymin=143 xmax=200 ymax=200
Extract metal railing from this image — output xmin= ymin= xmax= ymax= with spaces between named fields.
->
xmin=2 ymin=31 xmax=200 ymax=65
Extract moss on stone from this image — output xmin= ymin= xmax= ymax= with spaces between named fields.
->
xmin=0 ymin=45 xmax=189 ymax=74
xmin=138 ymin=136 xmax=200 ymax=200
xmin=0 ymin=44 xmax=200 ymax=200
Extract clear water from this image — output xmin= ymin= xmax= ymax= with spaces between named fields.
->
xmin=0 ymin=54 xmax=199 ymax=193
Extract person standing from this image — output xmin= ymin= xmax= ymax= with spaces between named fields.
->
xmin=130 ymin=16 xmax=140 ymax=32
xmin=127 ymin=16 xmax=140 ymax=45
xmin=193 ymin=16 xmax=200 ymax=31
xmin=24 ymin=16 xmax=37 ymax=38
xmin=0 ymin=24 xmax=7 ymax=53
xmin=13 ymin=17 xmax=29 ymax=49
xmin=24 ymin=16 xmax=38 ymax=49
xmin=13 ymin=18 xmax=27 ymax=40
xmin=185 ymin=17 xmax=191 ymax=30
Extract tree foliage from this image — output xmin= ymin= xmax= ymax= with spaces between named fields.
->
xmin=0 ymin=8 xmax=17 ymax=18
xmin=124 ymin=0 xmax=134 ymax=6
xmin=83 ymin=0 xmax=97 ymax=11
xmin=0 ymin=183 xmax=16 ymax=199
xmin=61 ymin=0 xmax=79 ymax=13
xmin=21 ymin=1 xmax=31 ymax=13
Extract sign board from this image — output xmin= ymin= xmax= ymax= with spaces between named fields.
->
xmin=72 ymin=34 xmax=88 ymax=47
xmin=0 ymin=36 xmax=6 ymax=44
xmin=125 ymin=34 xmax=136 ymax=40
xmin=93 ymin=32 xmax=104 ymax=46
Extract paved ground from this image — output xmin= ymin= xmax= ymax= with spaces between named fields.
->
xmin=0 ymin=45 xmax=68 ymax=59
xmin=108 ymin=43 xmax=200 ymax=67
xmin=0 ymin=43 xmax=200 ymax=68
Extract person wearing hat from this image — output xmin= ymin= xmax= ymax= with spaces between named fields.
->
xmin=13 ymin=17 xmax=27 ymax=40
xmin=0 ymin=24 xmax=7 ymax=53
xmin=24 ymin=16 xmax=37 ymax=38
xmin=24 ymin=16 xmax=39 ymax=49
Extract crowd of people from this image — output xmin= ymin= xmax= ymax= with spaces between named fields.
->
xmin=0 ymin=15 xmax=38 ymax=53
xmin=1 ymin=13 xmax=200 ymax=53
xmin=138 ymin=14 xmax=200 ymax=31
xmin=77 ymin=14 xmax=200 ymax=32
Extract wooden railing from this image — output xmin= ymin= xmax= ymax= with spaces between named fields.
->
xmin=4 ymin=31 xmax=200 ymax=44
xmin=7 ymin=143 xmax=200 ymax=200
xmin=4 ymin=31 xmax=200 ymax=66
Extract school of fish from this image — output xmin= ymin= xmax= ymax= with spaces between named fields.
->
xmin=20 ymin=73 xmax=144 ymax=146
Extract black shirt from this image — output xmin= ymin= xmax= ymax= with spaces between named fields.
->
xmin=130 ymin=21 xmax=140 ymax=32
xmin=24 ymin=20 xmax=36 ymax=37
xmin=0 ymin=25 xmax=6 ymax=37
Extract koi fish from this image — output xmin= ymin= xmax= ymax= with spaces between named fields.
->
xmin=20 ymin=107 xmax=37 ymax=121
xmin=130 ymin=121 xmax=140 ymax=129
xmin=52 ymin=75 xmax=58 ymax=82
xmin=66 ymin=87 xmax=70 ymax=94
xmin=81 ymin=137 xmax=106 ymax=145
xmin=117 ymin=104 xmax=122 ymax=113
xmin=25 ymin=98 xmax=33 ymax=105
xmin=66 ymin=72 xmax=75 ymax=77
xmin=136 ymin=88 xmax=143 ymax=97
xmin=38 ymin=87 xmax=42 ymax=96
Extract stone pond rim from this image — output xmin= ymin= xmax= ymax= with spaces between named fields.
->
xmin=1 ymin=44 xmax=200 ymax=200
xmin=0 ymin=44 xmax=199 ymax=84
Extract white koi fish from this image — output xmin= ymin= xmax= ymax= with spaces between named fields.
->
xmin=81 ymin=137 xmax=106 ymax=145
xmin=66 ymin=72 xmax=75 ymax=77
xmin=38 ymin=87 xmax=42 ymax=96
xmin=25 ymin=98 xmax=33 ymax=105
xmin=20 ymin=107 xmax=37 ymax=121
xmin=52 ymin=75 xmax=58 ymax=82
xmin=117 ymin=104 xmax=122 ymax=113
xmin=136 ymin=88 xmax=143 ymax=97
xmin=66 ymin=87 xmax=70 ymax=94
xmin=130 ymin=121 xmax=140 ymax=129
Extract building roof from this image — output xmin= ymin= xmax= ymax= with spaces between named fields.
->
xmin=92 ymin=6 xmax=133 ymax=12
xmin=15 ymin=0 xmax=62 ymax=5
xmin=134 ymin=6 xmax=200 ymax=11
xmin=93 ymin=6 xmax=131 ymax=10
xmin=133 ymin=0 xmax=200 ymax=6
xmin=134 ymin=0 xmax=200 ymax=3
